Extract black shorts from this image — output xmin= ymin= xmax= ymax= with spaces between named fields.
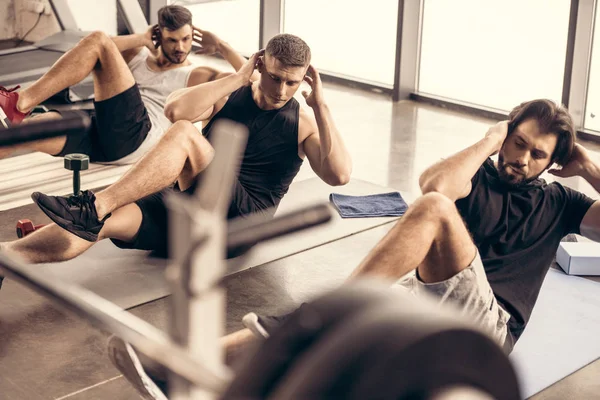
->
xmin=111 ymin=179 xmax=271 ymax=258
xmin=57 ymin=84 xmax=151 ymax=162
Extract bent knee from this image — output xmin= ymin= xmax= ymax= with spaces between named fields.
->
xmin=85 ymin=31 xmax=112 ymax=47
xmin=411 ymin=192 xmax=457 ymax=221
xmin=166 ymin=121 xmax=213 ymax=154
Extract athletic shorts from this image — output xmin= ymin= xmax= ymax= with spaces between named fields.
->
xmin=56 ymin=84 xmax=151 ymax=162
xmin=396 ymin=252 xmax=512 ymax=351
xmin=111 ymin=179 xmax=272 ymax=259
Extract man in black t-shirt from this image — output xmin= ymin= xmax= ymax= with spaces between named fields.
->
xmin=239 ymin=99 xmax=600 ymax=355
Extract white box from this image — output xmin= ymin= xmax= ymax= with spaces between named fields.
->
xmin=556 ymin=242 xmax=600 ymax=276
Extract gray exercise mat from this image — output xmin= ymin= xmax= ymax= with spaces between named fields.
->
xmin=510 ymin=268 xmax=600 ymax=398
xmin=30 ymin=178 xmax=404 ymax=309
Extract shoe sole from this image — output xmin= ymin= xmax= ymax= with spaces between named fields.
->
xmin=242 ymin=312 xmax=270 ymax=339
xmin=32 ymin=193 xmax=99 ymax=242
xmin=0 ymin=106 xmax=10 ymax=129
xmin=107 ymin=335 xmax=168 ymax=400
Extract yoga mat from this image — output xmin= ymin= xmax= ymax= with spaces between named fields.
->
xmin=510 ymin=268 xmax=600 ymax=398
xmin=11 ymin=178 xmax=406 ymax=309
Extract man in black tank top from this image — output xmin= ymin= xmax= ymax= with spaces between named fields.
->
xmin=12 ymin=34 xmax=352 ymax=263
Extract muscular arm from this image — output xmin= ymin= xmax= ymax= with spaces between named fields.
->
xmin=578 ymin=160 xmax=600 ymax=241
xmin=165 ymin=72 xmax=245 ymax=123
xmin=419 ymin=121 xmax=507 ymax=201
xmin=300 ymin=106 xmax=352 ymax=186
xmin=548 ymin=144 xmax=600 ymax=242
xmin=186 ymin=66 xmax=232 ymax=88
xmin=194 ymin=29 xmax=259 ymax=81
xmin=217 ymin=41 xmax=252 ymax=74
xmin=165 ymin=50 xmax=261 ymax=123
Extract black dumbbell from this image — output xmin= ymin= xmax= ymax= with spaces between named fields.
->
xmin=64 ymin=153 xmax=89 ymax=195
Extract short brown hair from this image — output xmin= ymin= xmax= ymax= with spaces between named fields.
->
xmin=508 ymin=99 xmax=575 ymax=166
xmin=265 ymin=34 xmax=311 ymax=67
xmin=158 ymin=5 xmax=192 ymax=31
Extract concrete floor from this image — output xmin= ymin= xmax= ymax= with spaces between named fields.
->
xmin=1 ymin=71 xmax=600 ymax=399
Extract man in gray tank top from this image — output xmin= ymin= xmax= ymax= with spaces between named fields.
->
xmin=7 ymin=34 xmax=352 ymax=268
xmin=0 ymin=5 xmax=249 ymax=164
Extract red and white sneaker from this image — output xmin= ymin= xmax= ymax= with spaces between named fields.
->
xmin=0 ymin=85 xmax=29 ymax=128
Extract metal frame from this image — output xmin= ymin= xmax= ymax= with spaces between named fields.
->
xmin=48 ymin=0 xmax=79 ymax=31
xmin=566 ymin=0 xmax=597 ymax=132
xmin=393 ymin=0 xmax=422 ymax=101
xmin=259 ymin=0 xmax=282 ymax=49
xmin=149 ymin=0 xmax=168 ymax=24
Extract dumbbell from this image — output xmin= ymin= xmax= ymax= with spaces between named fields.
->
xmin=64 ymin=153 xmax=89 ymax=195
xmin=16 ymin=219 xmax=46 ymax=238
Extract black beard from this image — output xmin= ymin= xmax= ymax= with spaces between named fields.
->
xmin=497 ymin=154 xmax=541 ymax=188
xmin=162 ymin=47 xmax=189 ymax=64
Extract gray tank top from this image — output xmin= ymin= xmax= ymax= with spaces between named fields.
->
xmin=126 ymin=47 xmax=195 ymax=149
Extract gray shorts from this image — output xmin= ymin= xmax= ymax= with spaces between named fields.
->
xmin=396 ymin=252 xmax=511 ymax=347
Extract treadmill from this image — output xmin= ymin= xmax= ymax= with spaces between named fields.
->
xmin=0 ymin=0 xmax=149 ymax=103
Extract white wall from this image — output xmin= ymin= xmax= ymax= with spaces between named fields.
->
xmin=63 ymin=0 xmax=117 ymax=34
xmin=15 ymin=0 xmax=60 ymax=42
xmin=1 ymin=0 xmax=17 ymax=40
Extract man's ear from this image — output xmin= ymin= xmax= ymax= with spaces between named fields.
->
xmin=257 ymin=57 xmax=264 ymax=73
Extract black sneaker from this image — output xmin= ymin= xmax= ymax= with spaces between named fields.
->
xmin=107 ymin=335 xmax=168 ymax=400
xmin=31 ymin=190 xmax=110 ymax=242
xmin=242 ymin=304 xmax=307 ymax=339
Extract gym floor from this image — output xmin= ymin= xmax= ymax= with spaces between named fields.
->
xmin=1 ymin=55 xmax=600 ymax=399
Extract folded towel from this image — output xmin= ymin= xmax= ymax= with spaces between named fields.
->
xmin=329 ymin=192 xmax=408 ymax=218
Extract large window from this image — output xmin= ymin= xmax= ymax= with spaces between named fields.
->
xmin=175 ymin=0 xmax=260 ymax=56
xmin=585 ymin=2 xmax=600 ymax=132
xmin=418 ymin=0 xmax=571 ymax=112
xmin=283 ymin=0 xmax=398 ymax=86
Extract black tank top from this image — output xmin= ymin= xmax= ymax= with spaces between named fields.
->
xmin=202 ymin=85 xmax=303 ymax=215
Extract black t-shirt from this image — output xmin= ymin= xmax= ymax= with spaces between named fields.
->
xmin=455 ymin=158 xmax=595 ymax=351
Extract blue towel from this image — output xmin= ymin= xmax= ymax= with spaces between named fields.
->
xmin=329 ymin=192 xmax=408 ymax=218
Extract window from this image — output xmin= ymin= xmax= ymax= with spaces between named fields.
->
xmin=283 ymin=0 xmax=398 ymax=85
xmin=418 ymin=0 xmax=571 ymax=112
xmin=174 ymin=0 xmax=260 ymax=56
xmin=585 ymin=2 xmax=600 ymax=132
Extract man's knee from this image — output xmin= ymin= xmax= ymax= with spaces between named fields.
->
xmin=83 ymin=31 xmax=118 ymax=59
xmin=165 ymin=120 xmax=214 ymax=159
xmin=409 ymin=192 xmax=458 ymax=223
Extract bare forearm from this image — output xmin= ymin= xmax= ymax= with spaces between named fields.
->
xmin=111 ymin=34 xmax=147 ymax=52
xmin=419 ymin=136 xmax=499 ymax=200
xmin=165 ymin=73 xmax=245 ymax=122
xmin=312 ymin=104 xmax=352 ymax=185
xmin=217 ymin=41 xmax=247 ymax=71
xmin=582 ymin=159 xmax=600 ymax=193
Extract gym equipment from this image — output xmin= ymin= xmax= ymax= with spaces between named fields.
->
xmin=224 ymin=282 xmax=520 ymax=400
xmin=0 ymin=116 xmax=520 ymax=399
xmin=0 ymin=110 xmax=90 ymax=147
xmin=0 ymin=118 xmax=334 ymax=397
xmin=16 ymin=219 xmax=46 ymax=238
xmin=64 ymin=153 xmax=89 ymax=195
xmin=2 ymin=111 xmax=90 ymax=238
